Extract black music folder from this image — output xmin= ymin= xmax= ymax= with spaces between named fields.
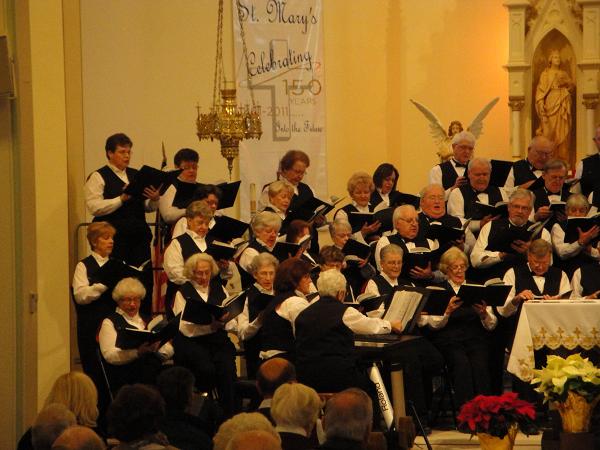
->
xmin=115 ymin=313 xmax=181 ymax=350
xmin=180 ymin=282 xmax=248 ymax=323
xmin=124 ymin=166 xmax=181 ymax=197
xmin=456 ymin=280 xmax=511 ymax=307
xmin=208 ymin=216 xmax=249 ymax=243
xmin=216 ymin=180 xmax=241 ymax=209
xmin=490 ymin=160 xmax=513 ymax=187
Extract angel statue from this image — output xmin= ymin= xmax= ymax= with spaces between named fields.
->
xmin=411 ymin=97 xmax=500 ymax=162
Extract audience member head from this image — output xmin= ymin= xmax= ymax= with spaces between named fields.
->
xmin=51 ymin=426 xmax=105 ymax=450
xmin=193 ymin=184 xmax=222 ymax=212
xmin=329 ymin=219 xmax=352 ymax=249
xmin=372 ymin=163 xmax=399 ymax=195
xmin=251 ymin=211 xmax=282 ymax=248
xmin=508 ymin=189 xmax=535 ymax=226
xmin=225 ymin=430 xmax=282 ymax=450
xmin=104 ymin=133 xmax=132 ymax=170
xmin=439 ymin=247 xmax=469 ymax=284
xmin=86 ymin=222 xmax=116 ymax=257
xmin=256 ymin=358 xmax=296 ymax=398
xmin=322 ymin=388 xmax=372 ymax=444
xmin=380 ymin=244 xmax=403 ymax=280
xmin=173 ymin=148 xmax=199 ymax=183
xmin=185 ymin=200 xmax=214 ymax=237
xmin=542 ymin=159 xmax=567 ymax=194
xmin=273 ymin=258 xmax=312 ymax=295
xmin=107 ymin=384 xmax=165 ymax=443
xmin=32 ymin=404 xmax=76 ymax=450
xmin=319 ymin=245 xmax=345 ymax=271
xmin=419 ymin=184 xmax=445 ymax=218
xmin=393 ymin=204 xmax=419 ymax=239
xmin=271 ymin=383 xmax=321 ymax=436
xmin=317 ymin=269 xmax=347 ymax=300
xmin=565 ymin=193 xmax=590 ymax=217
xmin=279 ymin=150 xmax=310 ymax=186
xmin=527 ymin=136 xmax=555 ymax=169
xmin=268 ymin=180 xmax=294 ymax=213
xmin=286 ymin=219 xmax=310 ymax=244
xmin=184 ymin=253 xmax=219 ymax=288
xmin=213 ymin=412 xmax=280 ymax=450
xmin=157 ymin=366 xmax=195 ymax=414
xmin=467 ymin=157 xmax=491 ymax=192
xmin=527 ymin=239 xmax=552 ymax=276
xmin=347 ymin=172 xmax=375 ymax=208
xmin=112 ymin=277 xmax=145 ymax=318
xmin=450 ymin=131 xmax=475 ymax=164
xmin=43 ymin=372 xmax=98 ymax=428
xmin=249 ymin=253 xmax=279 ymax=292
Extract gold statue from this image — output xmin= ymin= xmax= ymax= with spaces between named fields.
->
xmin=410 ymin=98 xmax=499 ymax=162
xmin=535 ymin=50 xmax=573 ymax=162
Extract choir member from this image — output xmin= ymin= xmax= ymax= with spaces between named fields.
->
xmin=172 ymin=253 xmax=237 ymax=417
xmin=259 ymin=258 xmax=312 ymax=363
xmin=172 ymin=183 xmax=222 ymax=239
xmin=447 ymin=157 xmax=507 ymax=234
xmin=316 ymin=245 xmax=354 ymax=301
xmin=570 ymin=261 xmax=600 ymax=299
xmin=574 ymin=124 xmax=600 ymax=196
xmin=329 ymin=219 xmax=352 ymax=250
xmin=371 ymin=163 xmax=399 ymax=208
xmin=99 ymin=277 xmax=173 ymax=392
xmin=551 ymin=194 xmax=600 ymax=277
xmin=530 ymin=159 xmax=569 ymax=227
xmin=158 ymin=148 xmax=200 ymax=225
xmin=84 ymin=133 xmax=160 ymax=268
xmin=470 ymin=189 xmax=551 ymax=281
xmin=504 ymin=136 xmax=555 ymax=189
xmin=428 ymin=130 xmax=474 ymax=198
xmin=286 ymin=219 xmax=318 ymax=268
xmin=426 ymin=247 xmax=497 ymax=407
xmin=364 ymin=244 xmax=413 ymax=298
xmin=334 ymin=172 xmax=381 ymax=243
xmin=237 ymin=252 xmax=279 ymax=377
xmin=264 ymin=180 xmax=294 ymax=223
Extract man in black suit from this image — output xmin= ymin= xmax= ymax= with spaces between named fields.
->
xmin=319 ymin=389 xmax=373 ymax=450
xmin=505 ymin=136 xmax=555 ymax=189
xmin=428 ymin=130 xmax=474 ymax=198
xmin=531 ymin=159 xmax=569 ymax=229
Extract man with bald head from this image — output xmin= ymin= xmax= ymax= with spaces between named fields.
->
xmin=428 ymin=130 xmax=475 ymax=198
xmin=51 ymin=426 xmax=105 ymax=450
xmin=505 ymin=136 xmax=555 ymax=189
xmin=255 ymin=358 xmax=297 ymax=423
xmin=319 ymin=388 xmax=372 ymax=450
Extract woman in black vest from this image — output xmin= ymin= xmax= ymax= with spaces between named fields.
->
xmin=99 ymin=277 xmax=172 ymax=393
xmin=260 ymin=258 xmax=312 ymax=364
xmin=425 ymin=247 xmax=497 ymax=408
xmin=172 ymin=253 xmax=237 ymax=418
xmin=237 ymin=252 xmax=279 ymax=378
xmin=263 ymin=180 xmax=294 ymax=229
xmin=239 ymin=211 xmax=282 ymax=287
xmin=371 ymin=163 xmax=399 ymax=209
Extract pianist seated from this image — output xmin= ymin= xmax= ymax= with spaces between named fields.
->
xmin=99 ymin=277 xmax=173 ymax=392
xmin=294 ymin=269 xmax=402 ymax=393
xmin=425 ymin=247 xmax=497 ymax=408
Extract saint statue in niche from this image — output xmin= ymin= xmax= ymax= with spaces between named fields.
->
xmin=535 ymin=50 xmax=574 ymax=162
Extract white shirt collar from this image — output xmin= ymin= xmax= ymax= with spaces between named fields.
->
xmin=107 ymin=162 xmax=127 ymax=175
xmin=116 ymin=307 xmax=145 ymax=328
xmin=91 ymin=251 xmax=110 ymax=265
xmin=381 ymin=272 xmax=398 ymax=286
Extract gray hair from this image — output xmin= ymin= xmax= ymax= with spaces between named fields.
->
xmin=528 ymin=135 xmax=556 ymax=151
xmin=380 ymin=243 xmax=404 ymax=262
xmin=249 ymin=252 xmax=279 ymax=275
xmin=438 ymin=247 xmax=469 ymax=274
xmin=467 ymin=157 xmax=491 ymax=172
xmin=329 ymin=218 xmax=351 ymax=237
xmin=317 ymin=269 xmax=347 ymax=297
xmin=323 ymin=388 xmax=372 ymax=442
xmin=528 ymin=238 xmax=552 ymax=257
xmin=451 ymin=130 xmax=476 ymax=146
xmin=271 ymin=383 xmax=321 ymax=431
xmin=183 ymin=253 xmax=219 ymax=279
xmin=392 ymin=204 xmax=416 ymax=224
xmin=185 ymin=200 xmax=214 ymax=221
xmin=267 ymin=180 xmax=294 ymax=199
xmin=509 ymin=188 xmax=534 ymax=207
xmin=32 ymin=404 xmax=77 ymax=450
xmin=543 ymin=159 xmax=568 ymax=173
xmin=565 ymin=193 xmax=589 ymax=213
xmin=347 ymin=172 xmax=375 ymax=195
xmin=213 ymin=412 xmax=280 ymax=450
xmin=252 ymin=211 xmax=282 ymax=233
xmin=112 ymin=277 xmax=146 ymax=303
xmin=419 ymin=183 xmax=444 ymax=199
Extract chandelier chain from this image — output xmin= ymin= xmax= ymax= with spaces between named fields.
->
xmin=235 ymin=0 xmax=257 ymax=107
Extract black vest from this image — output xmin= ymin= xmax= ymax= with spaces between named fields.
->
xmin=260 ymin=291 xmax=297 ymax=357
xmin=581 ymin=154 xmax=600 ymax=197
xmin=75 ymin=256 xmax=119 ymax=325
xmin=107 ymin=311 xmax=151 ymax=332
xmin=181 ymin=278 xmax=228 ymax=326
xmin=579 ymin=264 xmax=600 ymax=297
xmin=486 ymin=218 xmax=534 ymax=252
xmin=373 ymin=273 xmax=396 ymax=297
xmin=439 ymin=161 xmax=460 ymax=190
xmin=512 ymin=159 xmax=538 ymax=186
xmin=387 ymin=234 xmax=432 ymax=279
xmin=175 ymin=232 xmax=212 ymax=261
xmin=93 ymin=166 xmax=147 ymax=227
xmin=458 ymin=185 xmax=504 ymax=219
xmin=513 ymin=264 xmax=562 ymax=297
xmin=417 ymin=212 xmax=462 ymax=242
xmin=295 ymin=296 xmax=354 ymax=369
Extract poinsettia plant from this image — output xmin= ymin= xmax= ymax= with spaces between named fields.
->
xmin=457 ymin=392 xmax=538 ymax=438
xmin=531 ymin=354 xmax=600 ymax=403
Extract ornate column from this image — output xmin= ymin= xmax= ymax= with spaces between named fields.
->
xmin=504 ymin=0 xmax=531 ymax=158
xmin=577 ymin=0 xmax=600 ymax=154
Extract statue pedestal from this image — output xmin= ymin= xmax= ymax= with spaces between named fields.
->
xmin=559 ymin=432 xmax=594 ymax=450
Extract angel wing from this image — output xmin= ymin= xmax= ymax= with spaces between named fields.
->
xmin=410 ymin=99 xmax=449 ymax=147
xmin=466 ymin=97 xmax=499 ymax=139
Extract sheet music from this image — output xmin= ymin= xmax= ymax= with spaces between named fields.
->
xmin=383 ymin=290 xmax=423 ymax=329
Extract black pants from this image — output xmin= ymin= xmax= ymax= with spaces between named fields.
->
xmin=174 ymin=331 xmax=237 ymax=418
xmin=105 ymin=352 xmax=163 ymax=395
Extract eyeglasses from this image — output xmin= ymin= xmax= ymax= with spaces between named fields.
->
xmin=397 ymin=217 xmax=418 ymax=224
xmin=449 ymin=264 xmax=467 ymax=272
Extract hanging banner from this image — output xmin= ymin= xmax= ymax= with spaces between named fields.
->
xmin=233 ymin=0 xmax=327 ymax=221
